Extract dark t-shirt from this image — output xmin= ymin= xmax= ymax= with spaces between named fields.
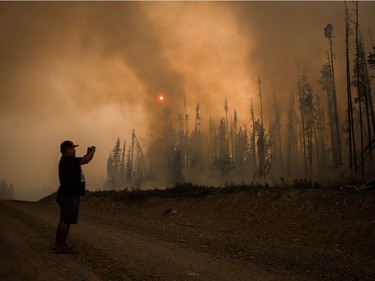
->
xmin=57 ymin=156 xmax=85 ymax=196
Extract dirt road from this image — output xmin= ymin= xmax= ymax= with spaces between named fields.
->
xmin=0 ymin=188 xmax=374 ymax=280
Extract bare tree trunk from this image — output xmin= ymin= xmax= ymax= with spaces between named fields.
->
xmin=345 ymin=1 xmax=357 ymax=179
xmin=286 ymin=91 xmax=296 ymax=182
xmin=356 ymin=1 xmax=365 ymax=180
xmin=272 ymin=90 xmax=285 ymax=181
xmin=250 ymin=99 xmax=257 ymax=180
xmin=297 ymin=66 xmax=308 ymax=178
xmin=184 ymin=96 xmax=189 ymax=175
xmin=258 ymin=78 xmax=266 ymax=181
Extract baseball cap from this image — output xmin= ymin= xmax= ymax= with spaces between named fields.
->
xmin=60 ymin=140 xmax=79 ymax=152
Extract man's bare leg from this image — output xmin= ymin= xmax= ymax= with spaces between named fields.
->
xmin=55 ymin=221 xmax=70 ymax=250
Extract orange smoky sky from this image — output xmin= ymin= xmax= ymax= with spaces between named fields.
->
xmin=0 ymin=1 xmax=374 ymax=200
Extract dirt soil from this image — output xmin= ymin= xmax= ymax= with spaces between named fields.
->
xmin=0 ymin=187 xmax=374 ymax=281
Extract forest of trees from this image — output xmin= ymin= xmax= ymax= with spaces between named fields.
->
xmin=106 ymin=130 xmax=144 ymax=190
xmin=106 ymin=2 xmax=375 ymax=190
xmin=0 ymin=178 xmax=15 ymax=200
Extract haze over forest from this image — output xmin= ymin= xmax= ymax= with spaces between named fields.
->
xmin=1 ymin=1 xmax=374 ymax=201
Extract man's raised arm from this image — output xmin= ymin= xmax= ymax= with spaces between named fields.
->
xmin=81 ymin=146 xmax=96 ymax=165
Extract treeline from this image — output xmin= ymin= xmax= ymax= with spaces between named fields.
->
xmin=106 ymin=3 xmax=375 ymax=190
xmin=0 ymin=179 xmax=55 ymax=201
xmin=16 ymin=185 xmax=55 ymax=202
xmin=0 ymin=178 xmax=15 ymax=200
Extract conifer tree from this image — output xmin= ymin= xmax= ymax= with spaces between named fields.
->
xmin=298 ymin=73 xmax=315 ymax=178
xmin=321 ymin=24 xmax=343 ymax=173
xmin=107 ymin=138 xmax=122 ymax=190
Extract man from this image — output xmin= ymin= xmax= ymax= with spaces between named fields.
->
xmin=54 ymin=140 xmax=96 ymax=254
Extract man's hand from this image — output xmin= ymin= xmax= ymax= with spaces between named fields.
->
xmin=82 ymin=146 xmax=96 ymax=165
xmin=87 ymin=146 xmax=96 ymax=154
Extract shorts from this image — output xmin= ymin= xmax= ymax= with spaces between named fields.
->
xmin=56 ymin=196 xmax=80 ymax=224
